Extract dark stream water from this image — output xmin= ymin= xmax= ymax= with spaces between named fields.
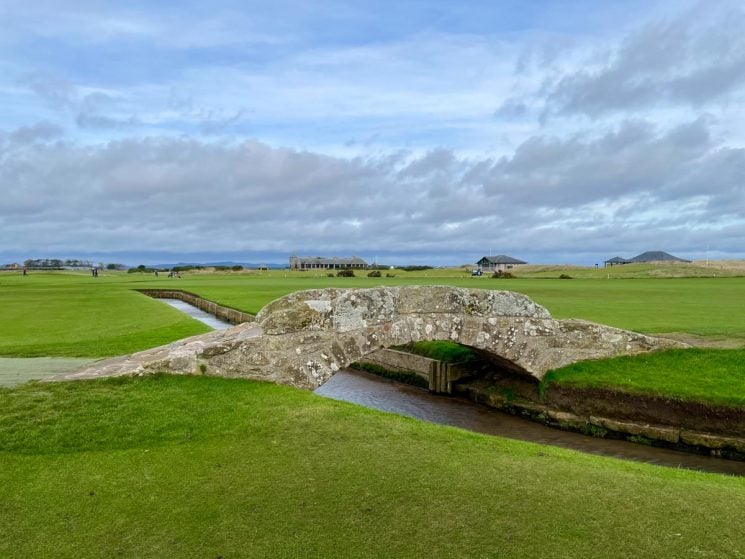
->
xmin=166 ymin=298 xmax=745 ymax=476
xmin=316 ymin=368 xmax=745 ymax=476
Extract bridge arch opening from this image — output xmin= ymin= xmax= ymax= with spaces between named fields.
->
xmin=350 ymin=339 xmax=539 ymax=399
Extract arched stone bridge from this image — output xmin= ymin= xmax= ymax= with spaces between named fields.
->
xmin=58 ymin=286 xmax=683 ymax=389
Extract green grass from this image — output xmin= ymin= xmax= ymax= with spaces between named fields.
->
xmin=396 ymin=340 xmax=478 ymax=363
xmin=513 ymin=262 xmax=744 ymax=279
xmin=2 ymin=269 xmax=745 ymax=359
xmin=0 ymin=272 xmax=210 ymax=357
xmin=2 ymin=374 xmax=745 ymax=558
xmin=542 ymin=348 xmax=745 ymax=407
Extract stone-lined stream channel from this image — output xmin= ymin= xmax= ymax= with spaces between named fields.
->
xmin=160 ymin=297 xmax=745 ymax=476
xmin=7 ymin=297 xmax=741 ymax=476
xmin=159 ymin=297 xmax=745 ymax=476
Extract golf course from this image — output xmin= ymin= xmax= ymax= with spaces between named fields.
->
xmin=2 ymin=265 xmax=745 ymax=557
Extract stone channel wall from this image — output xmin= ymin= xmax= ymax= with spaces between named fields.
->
xmin=455 ymin=381 xmax=745 ymax=460
xmin=357 ymin=348 xmax=434 ymax=381
xmin=358 ymin=350 xmax=745 ymax=459
xmin=357 ymin=348 xmax=484 ymax=393
xmin=137 ymin=289 xmax=254 ymax=325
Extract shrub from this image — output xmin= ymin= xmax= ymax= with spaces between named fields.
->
xmin=386 ymin=273 xmax=396 ymax=277
xmin=367 ymin=270 xmax=381 ymax=277
xmin=231 ymin=265 xmax=244 ymax=271
xmin=559 ymin=274 xmax=573 ymax=279
xmin=492 ymin=270 xmax=514 ymax=279
xmin=400 ymin=265 xmax=433 ymax=272
xmin=337 ymin=269 xmax=355 ymax=277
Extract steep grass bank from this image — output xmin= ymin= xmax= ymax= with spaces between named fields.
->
xmin=542 ymin=348 xmax=745 ymax=407
xmin=2 ymin=375 xmax=745 ymax=558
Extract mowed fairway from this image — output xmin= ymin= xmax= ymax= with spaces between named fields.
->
xmin=2 ymin=374 xmax=745 ymax=558
xmin=0 ymin=272 xmax=210 ymax=357
xmin=1 ymin=268 xmax=744 ymax=359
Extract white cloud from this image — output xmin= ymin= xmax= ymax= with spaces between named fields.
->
xmin=1 ymin=114 xmax=743 ymax=261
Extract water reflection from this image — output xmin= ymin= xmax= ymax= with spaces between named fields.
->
xmin=159 ymin=299 xmax=233 ymax=330
xmin=316 ymin=368 xmax=745 ymax=476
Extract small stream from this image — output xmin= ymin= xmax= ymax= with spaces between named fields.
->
xmin=160 ymin=298 xmax=233 ymax=330
xmin=317 ymin=368 xmax=745 ymax=476
xmin=163 ymin=298 xmax=745 ymax=476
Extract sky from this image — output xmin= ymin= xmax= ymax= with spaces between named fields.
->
xmin=2 ymin=0 xmax=744 ymax=266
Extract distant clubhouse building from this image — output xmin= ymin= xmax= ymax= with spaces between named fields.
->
xmin=476 ymin=254 xmax=527 ymax=272
xmin=289 ymin=255 xmax=368 ymax=270
xmin=604 ymin=251 xmax=691 ymax=267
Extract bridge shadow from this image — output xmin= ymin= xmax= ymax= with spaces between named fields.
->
xmin=353 ymin=340 xmax=540 ymax=402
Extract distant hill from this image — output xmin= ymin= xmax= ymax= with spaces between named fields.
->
xmin=628 ymin=251 xmax=691 ymax=263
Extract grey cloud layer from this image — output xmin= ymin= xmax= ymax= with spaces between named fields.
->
xmin=2 ymin=117 xmax=742 ymax=258
xmin=3 ymin=2 xmax=744 ymax=263
xmin=501 ymin=3 xmax=745 ymax=119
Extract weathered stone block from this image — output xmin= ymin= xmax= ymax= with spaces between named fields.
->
xmin=590 ymin=416 xmax=680 ymax=443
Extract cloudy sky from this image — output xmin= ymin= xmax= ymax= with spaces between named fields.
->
xmin=2 ymin=0 xmax=744 ymax=265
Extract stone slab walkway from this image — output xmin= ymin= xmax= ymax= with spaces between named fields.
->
xmin=0 ymin=357 xmax=97 ymax=388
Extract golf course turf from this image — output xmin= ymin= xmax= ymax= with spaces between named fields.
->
xmin=2 ymin=267 xmax=745 ymax=557
xmin=2 ymin=374 xmax=745 ymax=558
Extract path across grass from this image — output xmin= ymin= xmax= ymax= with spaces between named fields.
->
xmin=0 ymin=357 xmax=95 ymax=387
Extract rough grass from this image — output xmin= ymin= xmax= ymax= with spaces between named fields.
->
xmin=542 ymin=348 xmax=745 ymax=407
xmin=2 ymin=375 xmax=745 ymax=558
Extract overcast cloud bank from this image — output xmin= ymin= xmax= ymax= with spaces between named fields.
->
xmin=1 ymin=0 xmax=743 ymax=265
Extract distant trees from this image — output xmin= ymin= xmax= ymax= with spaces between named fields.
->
xmin=64 ymin=259 xmax=91 ymax=267
xmin=20 ymin=258 xmax=120 ymax=269
xmin=128 ymin=264 xmax=155 ymax=273
xmin=24 ymin=258 xmax=65 ymax=269
xmin=399 ymin=265 xmax=433 ymax=272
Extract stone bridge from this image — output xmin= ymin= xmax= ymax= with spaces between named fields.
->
xmin=56 ymin=286 xmax=683 ymax=389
